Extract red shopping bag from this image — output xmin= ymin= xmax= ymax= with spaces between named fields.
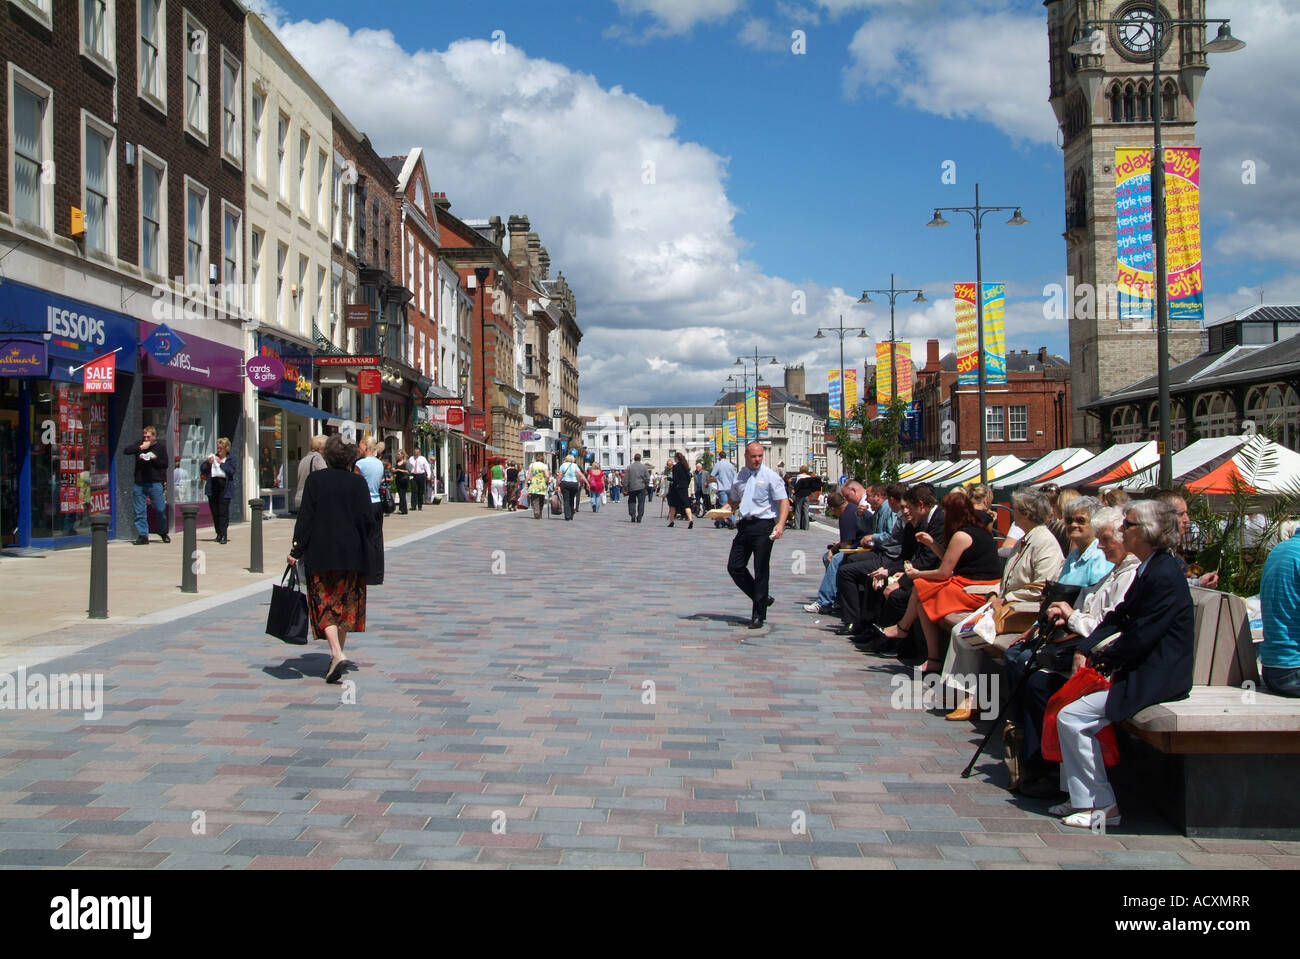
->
xmin=1041 ymin=666 xmax=1120 ymax=767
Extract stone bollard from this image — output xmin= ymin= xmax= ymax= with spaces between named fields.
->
xmin=181 ymin=504 xmax=199 ymax=593
xmin=88 ymin=513 xmax=111 ymax=619
xmin=249 ymin=499 xmax=264 ymax=574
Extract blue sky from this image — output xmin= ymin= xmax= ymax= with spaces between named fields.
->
xmin=256 ymin=0 xmax=1298 ymax=411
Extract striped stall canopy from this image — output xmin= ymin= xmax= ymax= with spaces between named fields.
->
xmin=990 ymin=448 xmax=1096 ymax=490
xmin=1039 ymin=441 xmax=1158 ymax=491
xmin=1121 ymin=435 xmax=1300 ymax=496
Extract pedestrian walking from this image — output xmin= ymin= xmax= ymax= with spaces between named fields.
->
xmin=455 ymin=465 xmax=467 ymax=503
xmin=125 ymin=425 xmax=170 ymax=544
xmin=588 ymin=463 xmax=605 ymax=512
xmin=199 ymin=437 xmax=236 ymax=544
xmin=506 ymin=461 xmax=520 ymax=511
xmin=490 ymin=459 xmax=506 ymax=508
xmin=408 ymin=449 xmax=431 ymax=510
xmin=294 ymin=435 xmax=327 ymax=513
xmin=355 ymin=435 xmax=386 ymax=586
xmin=557 ymin=454 xmax=585 ymax=520
xmin=726 ymin=441 xmax=790 ymax=628
xmin=666 ymin=452 xmax=695 ymax=529
xmin=287 ymin=434 xmax=375 ymax=684
xmin=526 ymin=454 xmax=550 ymax=519
xmin=624 ymin=454 xmax=650 ymax=523
xmin=393 ymin=449 xmax=411 ymax=514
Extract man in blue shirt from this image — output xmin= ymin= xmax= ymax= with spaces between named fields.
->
xmin=1261 ymin=530 xmax=1300 ymax=697
xmin=710 ymin=452 xmax=739 ymax=528
xmin=727 ymin=442 xmax=791 ymax=628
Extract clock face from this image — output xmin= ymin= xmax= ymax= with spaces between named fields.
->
xmin=1116 ymin=7 xmax=1160 ymax=57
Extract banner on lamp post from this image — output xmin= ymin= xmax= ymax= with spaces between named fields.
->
xmin=954 ymin=282 xmax=1007 ymax=387
xmin=843 ymin=368 xmax=858 ymax=415
xmin=828 ymin=369 xmax=842 ymax=425
xmin=757 ymin=387 xmax=770 ymax=440
xmin=1115 ymin=146 xmax=1203 ymax=321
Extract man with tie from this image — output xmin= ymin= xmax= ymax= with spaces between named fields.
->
xmin=727 ymin=441 xmax=791 ymax=629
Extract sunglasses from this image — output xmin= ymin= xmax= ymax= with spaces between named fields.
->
xmin=1121 ymin=519 xmax=1140 ymax=530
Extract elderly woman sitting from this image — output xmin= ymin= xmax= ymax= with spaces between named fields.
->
xmin=1057 ymin=496 xmax=1114 ymax=587
xmin=1003 ymin=507 xmax=1140 ymax=796
xmin=1049 ymin=499 xmax=1194 ymax=827
xmin=940 ymin=488 xmax=1066 ymax=721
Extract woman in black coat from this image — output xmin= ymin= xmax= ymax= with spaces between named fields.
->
xmin=666 ymin=451 xmax=695 ymax=529
xmin=199 ymin=437 xmax=236 ymax=544
xmin=287 ymin=435 xmax=375 ymax=684
xmin=1053 ymin=498 xmax=1194 ymax=828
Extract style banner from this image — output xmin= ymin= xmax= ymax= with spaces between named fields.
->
xmin=735 ymin=401 xmax=745 ymax=443
xmin=757 ymin=387 xmax=770 ymax=440
xmin=725 ymin=414 xmax=737 ymax=448
xmin=875 ymin=343 xmax=915 ymax=405
xmin=1115 ymin=146 xmax=1204 ymax=321
xmin=954 ymin=282 xmax=1007 ymax=387
xmin=828 ymin=370 xmax=843 ymax=424
xmin=745 ymin=389 xmax=757 ymax=442
xmin=844 ymin=368 xmax=858 ymax=415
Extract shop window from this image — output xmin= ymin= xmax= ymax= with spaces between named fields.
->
xmin=173 ymin=383 xmax=216 ymax=507
xmin=30 ymin=383 xmax=110 ymax=541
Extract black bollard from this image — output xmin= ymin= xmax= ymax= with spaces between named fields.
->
xmin=180 ymin=504 xmax=199 ymax=593
xmin=88 ymin=512 xmax=110 ymax=619
xmin=249 ymin=498 xmax=264 ymax=574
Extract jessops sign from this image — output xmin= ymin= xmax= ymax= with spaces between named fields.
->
xmin=0 ymin=279 xmax=137 ymax=372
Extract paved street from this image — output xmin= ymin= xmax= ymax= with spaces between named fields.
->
xmin=0 ymin=503 xmax=1296 ymax=870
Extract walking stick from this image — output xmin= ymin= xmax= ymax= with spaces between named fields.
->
xmin=960 ymin=624 xmax=1048 ymax=779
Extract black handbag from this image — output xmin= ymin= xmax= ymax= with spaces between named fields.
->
xmin=380 ymin=486 xmax=395 ymax=515
xmin=266 ymin=564 xmax=310 ymax=644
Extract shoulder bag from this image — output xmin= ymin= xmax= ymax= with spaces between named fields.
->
xmin=266 ymin=564 xmax=311 ymax=644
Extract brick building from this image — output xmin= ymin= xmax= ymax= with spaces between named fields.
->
xmin=913 ymin=339 xmax=1072 ymax=463
xmin=1 ymin=0 xmax=247 ymax=547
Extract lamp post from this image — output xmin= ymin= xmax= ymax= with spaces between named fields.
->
xmin=927 ymin=183 xmax=1028 ymax=484
xmin=734 ymin=347 xmax=779 ymax=447
xmin=857 ymin=275 xmax=926 ymax=407
xmin=813 ymin=315 xmax=870 ymax=426
xmin=1069 ymin=6 xmax=1244 ymax=488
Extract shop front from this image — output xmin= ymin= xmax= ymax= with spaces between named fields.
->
xmin=377 ymin=387 xmax=409 ymax=459
xmin=138 ymin=321 xmax=244 ymax=533
xmin=0 ymin=279 xmax=137 ymax=548
xmin=255 ymin=333 xmax=328 ymax=511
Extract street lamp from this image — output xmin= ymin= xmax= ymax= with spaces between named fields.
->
xmin=857 ymin=274 xmax=926 ymax=408
xmin=734 ymin=347 xmax=779 ymax=447
xmin=813 ymin=315 xmax=871 ymax=426
xmin=927 ymin=183 xmax=1028 ymax=484
xmin=1069 ymin=5 xmax=1244 ymax=488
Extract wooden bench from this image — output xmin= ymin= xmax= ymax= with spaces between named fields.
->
xmin=1121 ymin=586 xmax=1300 ymax=840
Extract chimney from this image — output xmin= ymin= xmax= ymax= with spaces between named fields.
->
xmin=1038 ymin=346 xmax=1048 ymax=364
xmin=432 ymin=191 xmax=450 ymax=210
xmin=922 ymin=338 xmax=941 ymax=373
xmin=489 ymin=215 xmax=505 ymax=249
xmin=508 ymin=215 xmax=531 ymax=269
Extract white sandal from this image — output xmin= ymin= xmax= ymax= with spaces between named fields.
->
xmin=1061 ymin=806 xmax=1121 ymax=828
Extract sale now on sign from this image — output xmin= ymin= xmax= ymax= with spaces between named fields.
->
xmin=83 ymin=352 xmax=117 ymax=393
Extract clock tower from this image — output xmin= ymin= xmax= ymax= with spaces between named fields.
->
xmin=1046 ymin=1 xmax=1210 ymax=447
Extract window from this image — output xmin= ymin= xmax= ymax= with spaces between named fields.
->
xmin=345 ymin=178 xmax=356 ymax=253
xmin=220 ymin=51 xmax=240 ymax=165
xmin=275 ymin=243 xmax=287 ymax=325
xmin=317 ymin=149 xmax=328 ymax=230
xmin=249 ymin=228 xmax=263 ymax=316
xmin=276 ymin=112 xmax=288 ymax=201
xmin=81 ymin=0 xmax=115 ymax=71
xmin=138 ymin=150 xmax=166 ymax=275
xmin=184 ymin=12 xmax=207 ymax=140
xmin=985 ymin=405 xmax=1005 ymax=442
xmin=249 ymin=92 xmax=264 ymax=183
xmin=138 ymin=0 xmax=164 ymax=109
xmin=316 ymin=266 xmax=326 ymax=330
xmin=9 ymin=68 xmax=53 ymax=230
xmin=331 ymin=153 xmax=343 ymax=244
xmin=184 ymin=179 xmax=208 ymax=284
xmin=221 ymin=203 xmax=241 ymax=300
xmin=1009 ymin=405 xmax=1028 ymax=442
xmin=11 ymin=0 xmax=53 ymax=30
xmin=297 ymin=254 xmax=307 ymax=331
xmin=82 ymin=112 xmax=116 ymax=255
xmin=298 ymin=132 xmax=309 ymax=216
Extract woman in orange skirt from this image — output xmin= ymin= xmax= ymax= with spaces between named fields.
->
xmin=881 ymin=490 xmax=1002 ymax=675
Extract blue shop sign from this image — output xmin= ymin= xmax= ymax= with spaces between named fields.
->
xmin=256 ymin=333 xmax=314 ymax=399
xmin=0 ymin=279 xmax=138 ymax=373
xmin=0 ymin=337 xmax=46 ymax=376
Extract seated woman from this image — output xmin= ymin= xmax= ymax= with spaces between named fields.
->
xmin=878 ymin=490 xmax=1002 ymax=676
xmin=939 ymin=488 xmax=1065 ymax=720
xmin=1057 ymin=496 xmax=1114 ymax=587
xmin=1003 ymin=506 xmax=1140 ymax=796
xmin=967 ymin=483 xmax=997 ymax=539
xmin=1260 ymin=521 xmax=1300 ymax=698
xmin=1050 ymin=499 xmax=1194 ymax=827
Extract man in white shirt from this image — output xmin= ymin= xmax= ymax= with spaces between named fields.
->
xmin=727 ymin=442 xmax=791 ymax=629
xmin=409 ymin=449 xmax=431 ymax=511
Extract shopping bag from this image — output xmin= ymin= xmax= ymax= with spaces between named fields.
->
xmin=266 ymin=564 xmax=310 ymax=644
xmin=1041 ymin=666 xmax=1120 ymax=767
xmin=956 ymin=600 xmax=998 ymax=646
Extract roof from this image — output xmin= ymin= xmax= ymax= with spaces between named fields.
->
xmin=1207 ymin=304 xmax=1300 ymax=329
xmin=716 ymin=387 xmax=813 ymax=412
xmin=938 ymin=350 xmax=1069 ymax=373
xmin=1086 ymin=333 xmax=1300 ymax=410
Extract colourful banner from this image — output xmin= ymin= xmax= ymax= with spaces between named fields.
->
xmin=744 ymin=389 xmax=757 ymax=442
xmin=83 ymin=351 xmax=116 ymax=393
xmin=874 ymin=343 xmax=914 ymax=405
xmin=828 ymin=370 xmax=843 ymax=424
xmin=954 ymin=282 xmax=1007 ymax=387
xmin=844 ymin=368 xmax=858 ymax=415
xmin=757 ymin=387 xmax=770 ymax=440
xmin=725 ymin=414 xmax=736 ymax=448
xmin=1115 ymin=146 xmax=1203 ymax=321
xmin=715 ymin=428 xmax=723 ymax=455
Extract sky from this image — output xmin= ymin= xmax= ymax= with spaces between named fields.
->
xmin=248 ymin=0 xmax=1299 ymax=413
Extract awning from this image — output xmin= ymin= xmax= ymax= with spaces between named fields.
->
xmin=260 ymin=394 xmax=333 ymax=421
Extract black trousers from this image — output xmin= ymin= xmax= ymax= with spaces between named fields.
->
xmin=626 ymin=489 xmax=646 ymax=521
xmin=411 ymin=474 xmax=426 ymax=509
xmin=396 ymin=478 xmax=409 ymax=513
xmin=837 ymin=552 xmax=893 ymax=628
xmin=728 ymin=517 xmax=777 ymax=619
xmin=366 ymin=503 xmax=385 ymax=586
xmin=561 ymin=481 xmax=581 ymax=520
xmin=1005 ymin=650 xmax=1067 ymax=771
xmin=207 ymin=478 xmax=230 ymax=539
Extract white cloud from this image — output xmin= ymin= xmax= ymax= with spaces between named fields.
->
xmin=610 ymin=0 xmax=745 ymax=37
xmin=737 ymin=18 xmax=789 ymax=53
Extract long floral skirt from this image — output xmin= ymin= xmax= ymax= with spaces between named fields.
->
xmin=307 ymin=570 xmax=367 ymax=640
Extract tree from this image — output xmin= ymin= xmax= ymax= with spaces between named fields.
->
xmin=700 ymin=450 xmax=715 ymax=471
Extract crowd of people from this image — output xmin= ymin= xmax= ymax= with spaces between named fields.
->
xmin=799 ymin=477 xmax=1300 ymax=828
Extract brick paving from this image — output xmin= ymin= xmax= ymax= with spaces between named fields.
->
xmin=0 ymin=505 xmax=1296 ymax=869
